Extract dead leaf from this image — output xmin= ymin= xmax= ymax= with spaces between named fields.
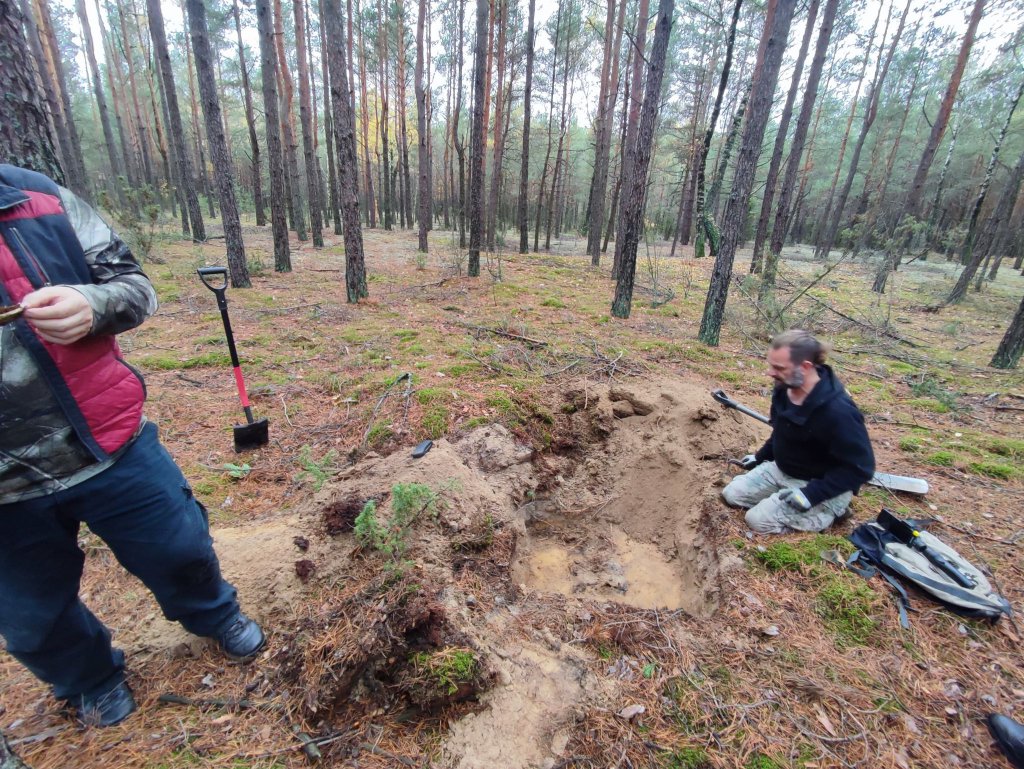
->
xmin=761 ymin=625 xmax=780 ymax=637
xmin=894 ymin=747 xmax=911 ymax=769
xmin=814 ymin=705 xmax=837 ymax=737
xmin=211 ymin=713 xmax=234 ymax=725
xmin=618 ymin=704 xmax=645 ymax=721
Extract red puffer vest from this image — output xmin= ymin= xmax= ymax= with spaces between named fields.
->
xmin=0 ymin=167 xmax=144 ymax=460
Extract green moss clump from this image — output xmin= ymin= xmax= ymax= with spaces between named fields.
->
xmin=925 ymin=450 xmax=956 ymax=467
xmin=743 ymin=756 xmax=783 ymax=769
xmin=751 ymin=535 xmax=854 ymax=572
xmin=660 ymin=747 xmax=711 ymax=769
xmin=816 ymin=576 xmax=879 ymax=649
xmin=898 ymin=436 xmax=924 ymax=453
xmin=541 ymin=297 xmax=566 ymax=308
xmin=966 ymin=461 xmax=1016 ymax=480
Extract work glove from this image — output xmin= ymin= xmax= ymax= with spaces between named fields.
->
xmin=778 ymin=488 xmax=812 ymax=512
xmin=738 ymin=454 xmax=761 ymax=470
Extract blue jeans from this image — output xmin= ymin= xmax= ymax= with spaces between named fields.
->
xmin=0 ymin=422 xmax=239 ymax=700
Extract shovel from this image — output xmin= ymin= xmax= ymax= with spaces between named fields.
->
xmin=877 ymin=509 xmax=976 ymax=588
xmin=198 ymin=267 xmax=269 ymax=452
xmin=711 ymin=389 xmax=929 ymax=496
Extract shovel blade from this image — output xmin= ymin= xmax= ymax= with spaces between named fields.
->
xmin=233 ymin=418 xmax=269 ymax=452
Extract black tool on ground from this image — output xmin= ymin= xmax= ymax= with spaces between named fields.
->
xmin=987 ymin=713 xmax=1024 ymax=769
xmin=711 ymin=388 xmax=930 ymax=495
xmin=412 ymin=439 xmax=433 ymax=458
xmin=877 ymin=509 xmax=976 ymax=588
xmin=198 ymin=267 xmax=269 ymax=452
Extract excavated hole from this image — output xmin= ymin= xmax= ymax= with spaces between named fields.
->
xmin=508 ymin=381 xmax=761 ymax=617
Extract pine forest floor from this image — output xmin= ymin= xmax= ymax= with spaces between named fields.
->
xmin=2 ymin=217 xmax=1023 ymax=769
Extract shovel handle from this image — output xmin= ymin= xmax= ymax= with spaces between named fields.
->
xmin=197 ymin=266 xmax=228 ymax=292
xmin=710 ymin=389 xmax=771 ymax=424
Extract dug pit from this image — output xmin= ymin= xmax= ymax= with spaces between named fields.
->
xmin=509 ymin=380 xmax=762 ymax=617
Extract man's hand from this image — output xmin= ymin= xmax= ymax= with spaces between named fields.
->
xmin=738 ymin=454 xmax=761 ymax=471
xmin=778 ymin=488 xmax=812 ymax=512
xmin=21 ymin=286 xmax=94 ymax=345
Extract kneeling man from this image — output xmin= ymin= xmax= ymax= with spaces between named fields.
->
xmin=723 ymin=330 xmax=875 ymax=534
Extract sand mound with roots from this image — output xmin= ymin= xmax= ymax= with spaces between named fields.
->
xmin=117 ymin=375 xmax=765 ymax=767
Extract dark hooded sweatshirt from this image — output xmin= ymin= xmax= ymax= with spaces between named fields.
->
xmin=753 ymin=365 xmax=875 ymax=507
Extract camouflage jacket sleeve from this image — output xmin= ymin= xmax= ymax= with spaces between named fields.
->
xmin=57 ymin=186 xmax=159 ymax=336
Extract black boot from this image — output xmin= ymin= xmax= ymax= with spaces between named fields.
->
xmin=214 ymin=613 xmax=266 ymax=661
xmin=988 ymin=713 xmax=1024 ymax=769
xmin=71 ymin=679 xmax=137 ymax=727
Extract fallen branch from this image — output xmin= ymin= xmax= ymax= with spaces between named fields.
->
xmin=157 ymin=693 xmax=285 ymax=712
xmin=455 ymin=321 xmax=548 ymax=347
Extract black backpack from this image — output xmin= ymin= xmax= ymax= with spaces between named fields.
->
xmin=846 ymin=511 xmax=1011 ymax=626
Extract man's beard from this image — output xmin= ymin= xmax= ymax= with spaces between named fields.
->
xmin=773 ymin=367 xmax=805 ymax=391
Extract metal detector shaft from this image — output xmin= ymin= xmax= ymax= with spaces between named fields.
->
xmin=711 ymin=389 xmax=770 ymax=424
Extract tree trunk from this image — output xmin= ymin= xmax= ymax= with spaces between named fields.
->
xmin=813 ymin=0 xmax=882 ymax=250
xmin=182 ymin=21 xmax=215 ymax=220
xmin=517 ymin=0 xmax=536 ymax=254
xmin=760 ymin=0 xmax=839 ymax=297
xmin=96 ymin=0 xmax=138 ymax=192
xmin=255 ymin=0 xmax=291 ymax=269
xmin=1 ymin=0 xmax=63 ymax=181
xmin=293 ymin=0 xmax=324 ymax=246
xmin=544 ymin=0 xmax=573 ymax=253
xmin=76 ymin=0 xmax=122 ymax=193
xmin=586 ymin=0 xmax=626 ymax=265
xmin=705 ymin=86 xmax=747 ymax=221
xmin=612 ymin=0 xmax=650 ymax=278
xmin=452 ymin=0 xmax=466 ymax=245
xmin=354 ymin=0 xmax=375 ymax=228
xmin=978 ymin=153 xmax=1024 ymax=284
xmin=991 ymin=293 xmax=1024 ymax=368
xmin=611 ymin=0 xmax=674 ymax=318
xmin=272 ymin=0 xmax=307 ymax=240
xmin=117 ymin=3 xmax=155 ymax=188
xmin=818 ymin=0 xmax=911 ymax=261
xmin=34 ymin=0 xmax=88 ymax=194
xmin=873 ymin=0 xmax=985 ymax=292
xmin=416 ymin=0 xmax=432 ymax=251
xmin=377 ymin=0 xmax=393 ymax=230
xmin=233 ymin=0 xmax=265 ymax=226
xmin=396 ymin=0 xmax=414 ymax=229
xmin=326 ymin=0 xmax=368 ymax=300
xmin=944 ymin=79 xmax=1023 ymax=305
xmin=692 ymin=0 xmax=742 ymax=261
xmin=533 ymin=0 xmax=563 ymax=253
xmin=147 ymin=0 xmax=205 ymax=240
xmin=854 ymin=28 xmax=923 ymax=254
xmin=699 ymin=0 xmax=797 ymax=345
xmin=21 ymin=0 xmax=76 ymax=191
xmin=750 ymin=0 xmax=818 ymax=273
xmin=485 ymin=0 xmax=507 ymax=251
xmin=467 ymin=0 xmax=488 ymax=275
xmin=185 ymin=0 xmax=249 ymax=287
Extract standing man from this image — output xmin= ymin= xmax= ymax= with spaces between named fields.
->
xmin=722 ymin=329 xmax=875 ymax=534
xmin=0 ymin=165 xmax=265 ymax=727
